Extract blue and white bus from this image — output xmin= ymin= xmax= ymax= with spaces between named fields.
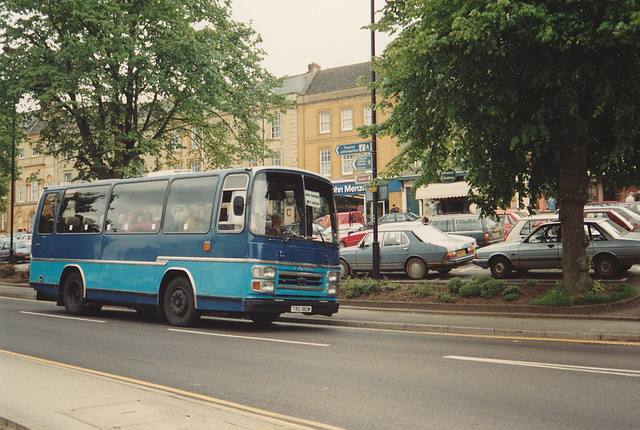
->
xmin=30 ymin=167 xmax=340 ymax=326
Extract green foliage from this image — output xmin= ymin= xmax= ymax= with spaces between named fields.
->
xmin=414 ymin=282 xmax=432 ymax=297
xmin=0 ymin=264 xmax=17 ymax=278
xmin=529 ymin=283 xmax=576 ymax=306
xmin=578 ymin=282 xmax=637 ymax=305
xmin=340 ymin=277 xmax=381 ymax=299
xmin=369 ymin=0 xmax=640 ymax=293
xmin=458 ymin=275 xmax=504 ymax=298
xmin=502 ymin=285 xmax=523 ymax=301
xmin=435 ymin=292 xmax=456 ymax=303
xmin=446 ymin=277 xmax=464 ymax=294
xmin=0 ymin=0 xmax=287 ymax=180
xmin=525 ymin=279 xmax=539 ymax=288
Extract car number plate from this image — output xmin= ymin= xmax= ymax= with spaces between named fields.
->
xmin=456 ymin=249 xmax=466 ymax=256
xmin=291 ymin=306 xmax=312 ymax=313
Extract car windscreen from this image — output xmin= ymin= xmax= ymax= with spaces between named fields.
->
xmin=412 ymin=225 xmax=452 ymax=242
xmin=600 ymin=220 xmax=628 ymax=238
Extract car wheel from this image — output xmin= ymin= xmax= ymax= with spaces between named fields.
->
xmin=339 ymin=259 xmax=352 ymax=279
xmin=63 ymin=272 xmax=88 ymax=316
xmin=619 ymin=264 xmax=632 ymax=273
xmin=593 ymin=255 xmax=619 ymax=278
xmin=490 ymin=256 xmax=512 ymax=279
xmin=164 ymin=277 xmax=200 ymax=327
xmin=406 ymin=257 xmax=427 ymax=280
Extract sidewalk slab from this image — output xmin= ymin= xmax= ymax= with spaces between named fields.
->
xmin=0 ymin=352 xmax=318 ymax=430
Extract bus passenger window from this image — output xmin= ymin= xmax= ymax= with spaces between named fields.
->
xmin=56 ymin=186 xmax=110 ymax=234
xmin=164 ymin=175 xmax=218 ymax=234
xmin=216 ymin=174 xmax=248 ymax=233
xmin=106 ymin=180 xmax=167 ymax=234
xmin=38 ymin=192 xmax=60 ymax=235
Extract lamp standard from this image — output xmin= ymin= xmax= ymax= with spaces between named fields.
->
xmin=370 ymin=0 xmax=380 ymax=279
xmin=9 ymin=107 xmax=16 ymax=264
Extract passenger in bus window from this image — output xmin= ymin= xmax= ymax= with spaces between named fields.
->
xmin=267 ymin=213 xmax=283 ymax=236
xmin=134 ymin=212 xmax=157 ymax=232
xmin=185 ymin=204 xmax=207 ymax=232
xmin=121 ymin=211 xmax=138 ymax=232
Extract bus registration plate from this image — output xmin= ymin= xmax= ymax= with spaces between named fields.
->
xmin=291 ymin=305 xmax=312 ymax=313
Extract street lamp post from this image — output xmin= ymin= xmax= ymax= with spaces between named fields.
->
xmin=370 ymin=0 xmax=380 ymax=279
xmin=9 ymin=108 xmax=16 ymax=264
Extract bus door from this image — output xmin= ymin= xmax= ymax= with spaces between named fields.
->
xmin=32 ymin=191 xmax=61 ymax=261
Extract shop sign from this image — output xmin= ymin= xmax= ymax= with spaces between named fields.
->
xmin=440 ymin=168 xmax=457 ymax=183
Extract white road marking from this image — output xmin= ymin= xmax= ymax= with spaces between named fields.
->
xmin=168 ymin=328 xmax=331 ymax=347
xmin=20 ymin=311 xmax=106 ymax=323
xmin=444 ymin=355 xmax=640 ymax=377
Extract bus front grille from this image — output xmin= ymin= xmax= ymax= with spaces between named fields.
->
xmin=278 ymin=271 xmax=324 ymax=291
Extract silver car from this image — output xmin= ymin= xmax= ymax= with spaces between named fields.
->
xmin=339 ymin=223 xmax=476 ymax=279
xmin=473 ymin=219 xmax=640 ymax=278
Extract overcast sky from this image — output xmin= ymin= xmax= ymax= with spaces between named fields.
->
xmin=230 ymin=0 xmax=394 ymax=77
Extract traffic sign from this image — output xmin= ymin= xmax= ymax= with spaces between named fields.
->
xmin=335 ymin=141 xmax=371 ymax=156
xmin=352 ymin=155 xmax=372 ymax=171
xmin=354 ymin=173 xmax=373 ymax=184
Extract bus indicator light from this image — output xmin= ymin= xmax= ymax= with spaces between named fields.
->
xmin=203 ymin=241 xmax=211 ymax=252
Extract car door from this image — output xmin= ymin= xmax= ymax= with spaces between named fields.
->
xmin=380 ymin=231 xmax=409 ymax=271
xmin=352 ymin=232 xmax=374 ymax=271
xmin=516 ymin=224 xmax=562 ymax=269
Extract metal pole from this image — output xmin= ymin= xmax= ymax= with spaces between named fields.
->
xmin=370 ymin=0 xmax=380 ymax=279
xmin=9 ymin=108 xmax=15 ymax=264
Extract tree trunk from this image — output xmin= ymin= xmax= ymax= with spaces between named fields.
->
xmin=558 ymin=136 xmax=592 ymax=294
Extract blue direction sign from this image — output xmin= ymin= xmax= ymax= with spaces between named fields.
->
xmin=352 ymin=155 xmax=372 ymax=171
xmin=335 ymin=141 xmax=371 ymax=156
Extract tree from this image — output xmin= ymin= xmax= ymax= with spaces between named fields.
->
xmin=369 ymin=0 xmax=640 ymax=293
xmin=0 ymin=0 xmax=286 ymax=181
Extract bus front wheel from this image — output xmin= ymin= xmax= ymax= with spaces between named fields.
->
xmin=63 ymin=272 xmax=88 ymax=316
xmin=164 ymin=277 xmax=199 ymax=327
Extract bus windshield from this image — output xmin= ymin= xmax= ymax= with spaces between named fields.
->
xmin=250 ymin=171 xmax=337 ymax=243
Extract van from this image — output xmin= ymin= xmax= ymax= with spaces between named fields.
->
xmin=430 ymin=214 xmax=504 ymax=246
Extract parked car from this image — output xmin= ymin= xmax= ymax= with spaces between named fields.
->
xmin=495 ymin=209 xmax=528 ymax=236
xmin=13 ymin=240 xmax=31 ymax=263
xmin=317 ymin=211 xmax=364 ymax=229
xmin=338 ymin=223 xmax=476 ymax=279
xmin=584 ymin=207 xmax=640 ymax=231
xmin=503 ymin=214 xmax=559 ymax=242
xmin=378 ymin=211 xmax=420 ymax=224
xmin=429 ymin=214 xmax=504 ymax=247
xmin=323 ymin=223 xmax=369 ymax=248
xmin=473 ymin=219 xmax=640 ymax=279
xmin=0 ymin=240 xmax=9 ymax=261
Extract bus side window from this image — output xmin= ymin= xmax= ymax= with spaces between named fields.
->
xmin=216 ymin=174 xmax=248 ymax=233
xmin=106 ymin=180 xmax=167 ymax=234
xmin=163 ymin=175 xmax=218 ymax=234
xmin=38 ymin=192 xmax=60 ymax=235
xmin=56 ymin=186 xmax=110 ymax=234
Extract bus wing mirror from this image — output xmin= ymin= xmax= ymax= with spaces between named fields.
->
xmin=233 ymin=196 xmax=244 ymax=216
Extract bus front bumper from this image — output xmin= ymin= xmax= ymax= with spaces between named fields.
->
xmin=244 ymin=299 xmax=339 ymax=317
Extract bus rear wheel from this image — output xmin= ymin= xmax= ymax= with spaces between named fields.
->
xmin=164 ymin=277 xmax=199 ymax=327
xmin=63 ymin=272 xmax=88 ymax=316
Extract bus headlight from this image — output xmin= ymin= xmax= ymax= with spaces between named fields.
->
xmin=326 ymin=284 xmax=339 ymax=296
xmin=252 ymin=265 xmax=276 ymax=279
xmin=252 ymin=280 xmax=275 ymax=293
xmin=327 ymin=271 xmax=339 ymax=283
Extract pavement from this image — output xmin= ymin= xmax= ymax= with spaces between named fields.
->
xmin=2 ymin=281 xmax=640 ymax=430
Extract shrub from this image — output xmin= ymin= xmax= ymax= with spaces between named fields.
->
xmin=458 ymin=275 xmax=503 ymax=299
xmin=578 ymin=282 xmax=637 ymax=305
xmin=525 ymin=279 xmax=539 ymax=288
xmin=0 ymin=264 xmax=17 ymax=278
xmin=435 ymin=292 xmax=456 ymax=303
xmin=529 ymin=283 xmax=576 ymax=306
xmin=340 ymin=277 xmax=380 ymax=298
xmin=414 ymin=282 xmax=432 ymax=297
xmin=480 ymin=278 xmax=504 ymax=299
xmin=446 ymin=277 xmax=465 ymax=294
xmin=502 ymin=285 xmax=523 ymax=301
xmin=458 ymin=282 xmax=481 ymax=297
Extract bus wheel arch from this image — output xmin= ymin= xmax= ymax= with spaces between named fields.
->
xmin=160 ymin=271 xmax=200 ymax=327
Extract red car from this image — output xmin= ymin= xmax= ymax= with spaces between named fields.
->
xmin=495 ymin=209 xmax=528 ymax=236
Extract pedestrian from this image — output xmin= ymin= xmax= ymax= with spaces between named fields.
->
xmin=547 ymin=197 xmax=557 ymax=212
xmin=625 ymin=192 xmax=635 ymax=203
xmin=390 ymin=204 xmax=399 ymax=213
xmin=422 ymin=216 xmax=429 ymax=225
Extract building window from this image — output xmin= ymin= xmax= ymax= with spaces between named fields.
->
xmin=319 ymin=111 xmax=330 ymax=134
xmin=192 ymin=127 xmax=201 ymax=150
xmin=320 ymin=149 xmax=331 ymax=176
xmin=271 ymin=115 xmax=281 ymax=139
xmin=64 ymin=173 xmax=72 ymax=183
xmin=32 ymin=146 xmax=39 ymax=157
xmin=270 ymin=152 xmax=282 ymax=166
xmin=31 ymin=180 xmax=39 ymax=201
xmin=172 ymin=163 xmax=180 ymax=170
xmin=364 ymin=106 xmax=373 ymax=126
xmin=18 ymin=148 xmax=24 ymax=159
xmin=170 ymin=130 xmax=181 ymax=152
xmin=341 ymin=108 xmax=353 ymax=131
xmin=191 ymin=161 xmax=201 ymax=172
xmin=342 ymin=154 xmax=354 ymax=175
xmin=18 ymin=185 xmax=24 ymax=202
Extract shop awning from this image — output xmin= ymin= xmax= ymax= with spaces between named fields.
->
xmin=415 ymin=182 xmax=471 ymax=200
